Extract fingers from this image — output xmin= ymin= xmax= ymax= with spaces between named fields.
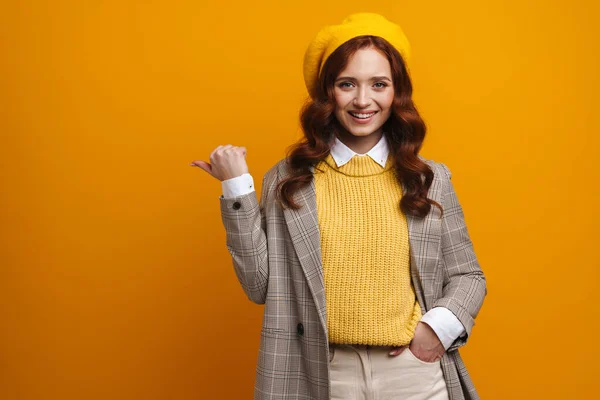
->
xmin=209 ymin=144 xmax=240 ymax=162
xmin=220 ymin=145 xmax=245 ymax=157
xmin=389 ymin=346 xmax=407 ymax=356
xmin=406 ymin=344 xmax=445 ymax=362
xmin=388 ymin=344 xmax=442 ymax=361
xmin=192 ymin=144 xmax=247 ymax=181
xmin=209 ymin=145 xmax=225 ymax=164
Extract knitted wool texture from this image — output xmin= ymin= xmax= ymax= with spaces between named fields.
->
xmin=313 ymin=152 xmax=422 ymax=346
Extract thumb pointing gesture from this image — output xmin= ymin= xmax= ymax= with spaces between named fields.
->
xmin=191 ymin=144 xmax=249 ymax=182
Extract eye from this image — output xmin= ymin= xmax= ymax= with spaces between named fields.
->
xmin=374 ymin=82 xmax=388 ymax=88
xmin=338 ymin=82 xmax=354 ymax=88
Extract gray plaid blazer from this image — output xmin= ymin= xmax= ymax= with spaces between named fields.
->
xmin=219 ymin=154 xmax=487 ymax=400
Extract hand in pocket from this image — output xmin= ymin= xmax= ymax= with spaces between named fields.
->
xmin=409 ymin=322 xmax=445 ymax=362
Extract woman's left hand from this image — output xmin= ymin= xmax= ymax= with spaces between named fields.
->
xmin=388 ymin=321 xmax=445 ymax=362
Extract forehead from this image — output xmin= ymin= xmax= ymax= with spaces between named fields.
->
xmin=338 ymin=47 xmax=391 ymax=77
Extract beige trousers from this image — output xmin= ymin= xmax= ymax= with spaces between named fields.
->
xmin=329 ymin=343 xmax=449 ymax=400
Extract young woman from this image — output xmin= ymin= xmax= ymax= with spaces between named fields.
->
xmin=192 ymin=13 xmax=487 ymax=400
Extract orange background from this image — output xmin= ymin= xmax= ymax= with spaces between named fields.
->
xmin=1 ymin=1 xmax=598 ymax=399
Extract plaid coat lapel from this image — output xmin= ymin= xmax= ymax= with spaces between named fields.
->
xmin=280 ymin=163 xmax=329 ymax=340
xmin=402 ymin=161 xmax=446 ymax=314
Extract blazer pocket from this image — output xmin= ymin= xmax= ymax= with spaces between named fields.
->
xmin=260 ymin=326 xmax=287 ymax=337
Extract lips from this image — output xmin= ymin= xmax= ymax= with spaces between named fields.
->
xmin=348 ymin=111 xmax=378 ymax=119
xmin=348 ymin=110 xmax=378 ymax=124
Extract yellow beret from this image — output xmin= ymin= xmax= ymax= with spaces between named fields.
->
xmin=303 ymin=13 xmax=411 ymax=99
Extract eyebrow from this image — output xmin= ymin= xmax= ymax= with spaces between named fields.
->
xmin=335 ymin=76 xmax=392 ymax=82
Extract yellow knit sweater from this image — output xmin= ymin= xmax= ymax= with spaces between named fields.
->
xmin=313 ymin=152 xmax=422 ymax=346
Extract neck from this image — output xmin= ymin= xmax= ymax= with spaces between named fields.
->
xmin=335 ymin=128 xmax=384 ymax=154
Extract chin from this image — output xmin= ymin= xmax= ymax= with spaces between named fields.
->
xmin=343 ymin=124 xmax=385 ymax=137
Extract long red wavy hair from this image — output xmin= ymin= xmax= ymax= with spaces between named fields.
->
xmin=275 ymin=35 xmax=442 ymax=218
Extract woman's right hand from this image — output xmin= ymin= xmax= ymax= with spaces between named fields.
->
xmin=191 ymin=144 xmax=249 ymax=181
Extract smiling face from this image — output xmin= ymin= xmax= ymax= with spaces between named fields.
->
xmin=333 ymin=47 xmax=395 ymax=146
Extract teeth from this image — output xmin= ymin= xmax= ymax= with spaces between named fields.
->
xmin=350 ymin=112 xmax=376 ymax=119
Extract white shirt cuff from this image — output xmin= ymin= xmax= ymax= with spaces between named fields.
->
xmin=420 ymin=306 xmax=466 ymax=350
xmin=221 ymin=173 xmax=255 ymax=198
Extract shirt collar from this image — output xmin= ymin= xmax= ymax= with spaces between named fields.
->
xmin=329 ymin=134 xmax=389 ymax=168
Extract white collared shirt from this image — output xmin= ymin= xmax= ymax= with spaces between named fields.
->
xmin=329 ymin=134 xmax=389 ymax=168
xmin=219 ymin=136 xmax=466 ymax=349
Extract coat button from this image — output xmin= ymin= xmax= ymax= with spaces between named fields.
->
xmin=232 ymin=201 xmax=241 ymax=210
xmin=297 ymin=323 xmax=304 ymax=336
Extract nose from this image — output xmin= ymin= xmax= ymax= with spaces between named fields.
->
xmin=353 ymin=86 xmax=371 ymax=108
